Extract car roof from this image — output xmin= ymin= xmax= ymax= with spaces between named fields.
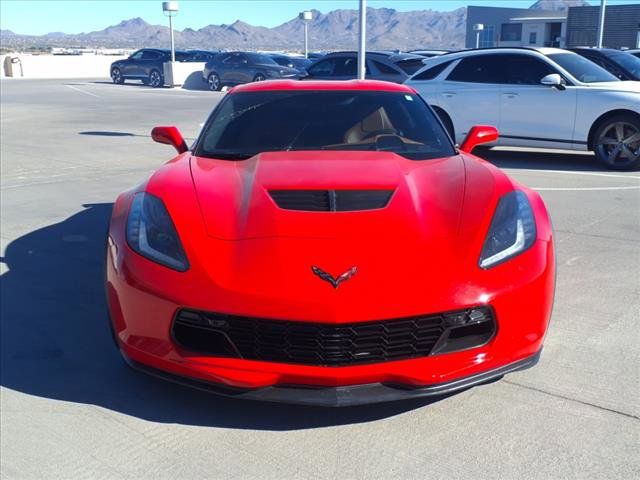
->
xmin=229 ymin=80 xmax=416 ymax=94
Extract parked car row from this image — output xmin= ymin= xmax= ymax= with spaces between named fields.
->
xmin=109 ymin=46 xmax=639 ymax=170
xmin=110 ymin=48 xmax=219 ymax=87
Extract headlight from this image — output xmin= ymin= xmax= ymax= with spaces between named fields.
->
xmin=126 ymin=192 xmax=189 ymax=272
xmin=479 ymin=191 xmax=536 ymax=269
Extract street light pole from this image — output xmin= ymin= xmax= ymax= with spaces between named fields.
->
xmin=162 ymin=1 xmax=179 ymax=62
xmin=473 ymin=24 xmax=484 ymax=49
xmin=299 ymin=11 xmax=312 ymax=58
xmin=169 ymin=15 xmax=175 ymax=62
xmin=596 ymin=0 xmax=606 ymax=48
xmin=358 ymin=0 xmax=366 ymax=80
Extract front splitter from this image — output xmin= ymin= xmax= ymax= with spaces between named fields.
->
xmin=122 ymin=349 xmax=541 ymax=407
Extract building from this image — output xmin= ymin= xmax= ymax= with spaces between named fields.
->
xmin=567 ymin=4 xmax=640 ymax=49
xmin=465 ymin=6 xmax=567 ymax=49
xmin=466 ymin=4 xmax=640 ymax=50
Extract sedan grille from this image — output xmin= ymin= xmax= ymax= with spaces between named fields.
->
xmin=268 ymin=190 xmax=393 ymax=212
xmin=172 ymin=307 xmax=495 ymax=367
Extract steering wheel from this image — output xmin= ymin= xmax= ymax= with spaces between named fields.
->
xmin=361 ymin=129 xmax=398 ymax=140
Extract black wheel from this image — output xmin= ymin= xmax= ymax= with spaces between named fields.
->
xmin=593 ymin=113 xmax=640 ymax=170
xmin=253 ymin=73 xmax=266 ymax=82
xmin=111 ymin=68 xmax=124 ymax=84
xmin=148 ymin=70 xmax=163 ymax=88
xmin=433 ymin=107 xmax=455 ymax=141
xmin=207 ymin=72 xmax=221 ymax=91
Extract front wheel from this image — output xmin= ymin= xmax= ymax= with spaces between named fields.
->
xmin=207 ymin=73 xmax=221 ymax=91
xmin=253 ymin=73 xmax=266 ymax=82
xmin=148 ymin=70 xmax=163 ymax=88
xmin=111 ymin=68 xmax=124 ymax=84
xmin=593 ymin=114 xmax=640 ymax=170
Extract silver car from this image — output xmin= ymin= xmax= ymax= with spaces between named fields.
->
xmin=406 ymin=47 xmax=640 ymax=170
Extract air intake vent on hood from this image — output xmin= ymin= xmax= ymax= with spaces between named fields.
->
xmin=269 ymin=190 xmax=393 ymax=212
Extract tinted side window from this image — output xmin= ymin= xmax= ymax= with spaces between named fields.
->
xmin=141 ymin=51 xmax=161 ymax=60
xmin=308 ymin=59 xmax=337 ymax=76
xmin=336 ymin=57 xmax=358 ymax=76
xmin=412 ymin=60 xmax=454 ymax=80
xmin=503 ymin=55 xmax=556 ymax=85
xmin=447 ymin=55 xmax=505 ymax=83
xmin=394 ymin=59 xmax=425 ymax=75
xmin=372 ymin=60 xmax=398 ymax=75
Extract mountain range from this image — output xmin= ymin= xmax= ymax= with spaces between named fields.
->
xmin=0 ymin=0 xmax=590 ymax=52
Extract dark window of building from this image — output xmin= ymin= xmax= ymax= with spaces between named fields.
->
xmin=501 ymin=23 xmax=523 ymax=42
xmin=412 ymin=60 xmax=454 ymax=80
xmin=447 ymin=55 xmax=505 ymax=83
xmin=529 ymin=32 xmax=537 ymax=44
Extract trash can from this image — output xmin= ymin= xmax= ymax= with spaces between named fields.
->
xmin=3 ymin=56 xmax=22 ymax=77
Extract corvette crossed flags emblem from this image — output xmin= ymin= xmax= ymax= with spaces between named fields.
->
xmin=311 ymin=266 xmax=358 ymax=289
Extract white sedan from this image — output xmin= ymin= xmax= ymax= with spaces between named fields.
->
xmin=406 ymin=47 xmax=640 ymax=170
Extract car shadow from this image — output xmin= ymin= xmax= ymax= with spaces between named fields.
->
xmin=0 ymin=204 xmax=451 ymax=430
xmin=181 ymin=71 xmax=209 ymax=91
xmin=480 ymin=147 xmax=606 ymax=172
xmin=79 ymin=131 xmax=139 ymax=137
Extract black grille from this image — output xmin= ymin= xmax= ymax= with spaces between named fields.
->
xmin=172 ymin=308 xmax=497 ymax=367
xmin=269 ymin=190 xmax=393 ymax=212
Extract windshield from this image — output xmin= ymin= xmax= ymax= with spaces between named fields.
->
xmin=248 ymin=53 xmax=278 ymax=65
xmin=195 ymin=91 xmax=455 ymax=161
xmin=610 ymin=53 xmax=640 ymax=78
xmin=548 ymin=53 xmax=618 ymax=83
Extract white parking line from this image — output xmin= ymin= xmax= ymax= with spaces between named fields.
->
xmin=64 ymin=84 xmax=100 ymax=98
xmin=533 ymin=186 xmax=640 ymax=191
xmin=509 ymin=169 xmax=640 ymax=180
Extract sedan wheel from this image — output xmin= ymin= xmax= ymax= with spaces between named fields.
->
xmin=207 ymin=73 xmax=221 ymax=91
xmin=149 ymin=70 xmax=163 ymax=88
xmin=594 ymin=115 xmax=640 ymax=170
xmin=253 ymin=74 xmax=266 ymax=82
xmin=111 ymin=68 xmax=124 ymax=84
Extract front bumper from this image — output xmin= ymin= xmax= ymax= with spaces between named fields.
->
xmin=122 ymin=348 xmax=541 ymax=407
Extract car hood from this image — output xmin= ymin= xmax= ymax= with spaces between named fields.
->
xmin=583 ymin=80 xmax=640 ymax=92
xmin=189 ymin=151 xmax=466 ymax=242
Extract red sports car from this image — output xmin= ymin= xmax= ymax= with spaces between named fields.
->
xmin=106 ymin=80 xmax=555 ymax=407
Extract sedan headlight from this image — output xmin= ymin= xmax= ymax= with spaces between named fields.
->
xmin=479 ymin=191 xmax=536 ymax=269
xmin=126 ymin=192 xmax=189 ymax=272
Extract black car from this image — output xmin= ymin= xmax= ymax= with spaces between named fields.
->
xmin=267 ymin=53 xmax=312 ymax=73
xmin=303 ymin=51 xmax=427 ymax=83
xmin=202 ymin=51 xmax=299 ymax=91
xmin=569 ymin=48 xmax=640 ymax=81
xmin=110 ymin=48 xmax=204 ymax=87
xmin=185 ymin=49 xmax=220 ymax=63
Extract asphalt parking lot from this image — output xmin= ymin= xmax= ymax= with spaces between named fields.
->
xmin=1 ymin=78 xmax=639 ymax=479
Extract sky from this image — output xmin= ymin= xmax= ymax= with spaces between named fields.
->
xmin=0 ymin=0 xmax=634 ymax=36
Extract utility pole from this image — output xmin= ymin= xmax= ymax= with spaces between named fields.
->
xmin=299 ymin=11 xmax=312 ymax=58
xmin=596 ymin=0 xmax=606 ymax=48
xmin=358 ymin=0 xmax=366 ymax=79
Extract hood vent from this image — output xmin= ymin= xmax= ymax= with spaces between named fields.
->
xmin=269 ymin=189 xmax=394 ymax=212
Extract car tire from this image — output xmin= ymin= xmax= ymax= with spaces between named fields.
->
xmin=111 ymin=68 xmax=124 ymax=84
xmin=593 ymin=113 xmax=640 ymax=170
xmin=148 ymin=70 xmax=163 ymax=88
xmin=253 ymin=73 xmax=266 ymax=82
xmin=207 ymin=72 xmax=221 ymax=91
xmin=433 ymin=107 xmax=455 ymax=141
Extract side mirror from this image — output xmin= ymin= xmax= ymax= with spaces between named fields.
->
xmin=540 ymin=73 xmax=565 ymax=90
xmin=459 ymin=125 xmax=499 ymax=154
xmin=151 ymin=126 xmax=188 ymax=154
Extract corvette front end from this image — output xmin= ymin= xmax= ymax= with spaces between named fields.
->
xmin=106 ymin=81 xmax=555 ymax=406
